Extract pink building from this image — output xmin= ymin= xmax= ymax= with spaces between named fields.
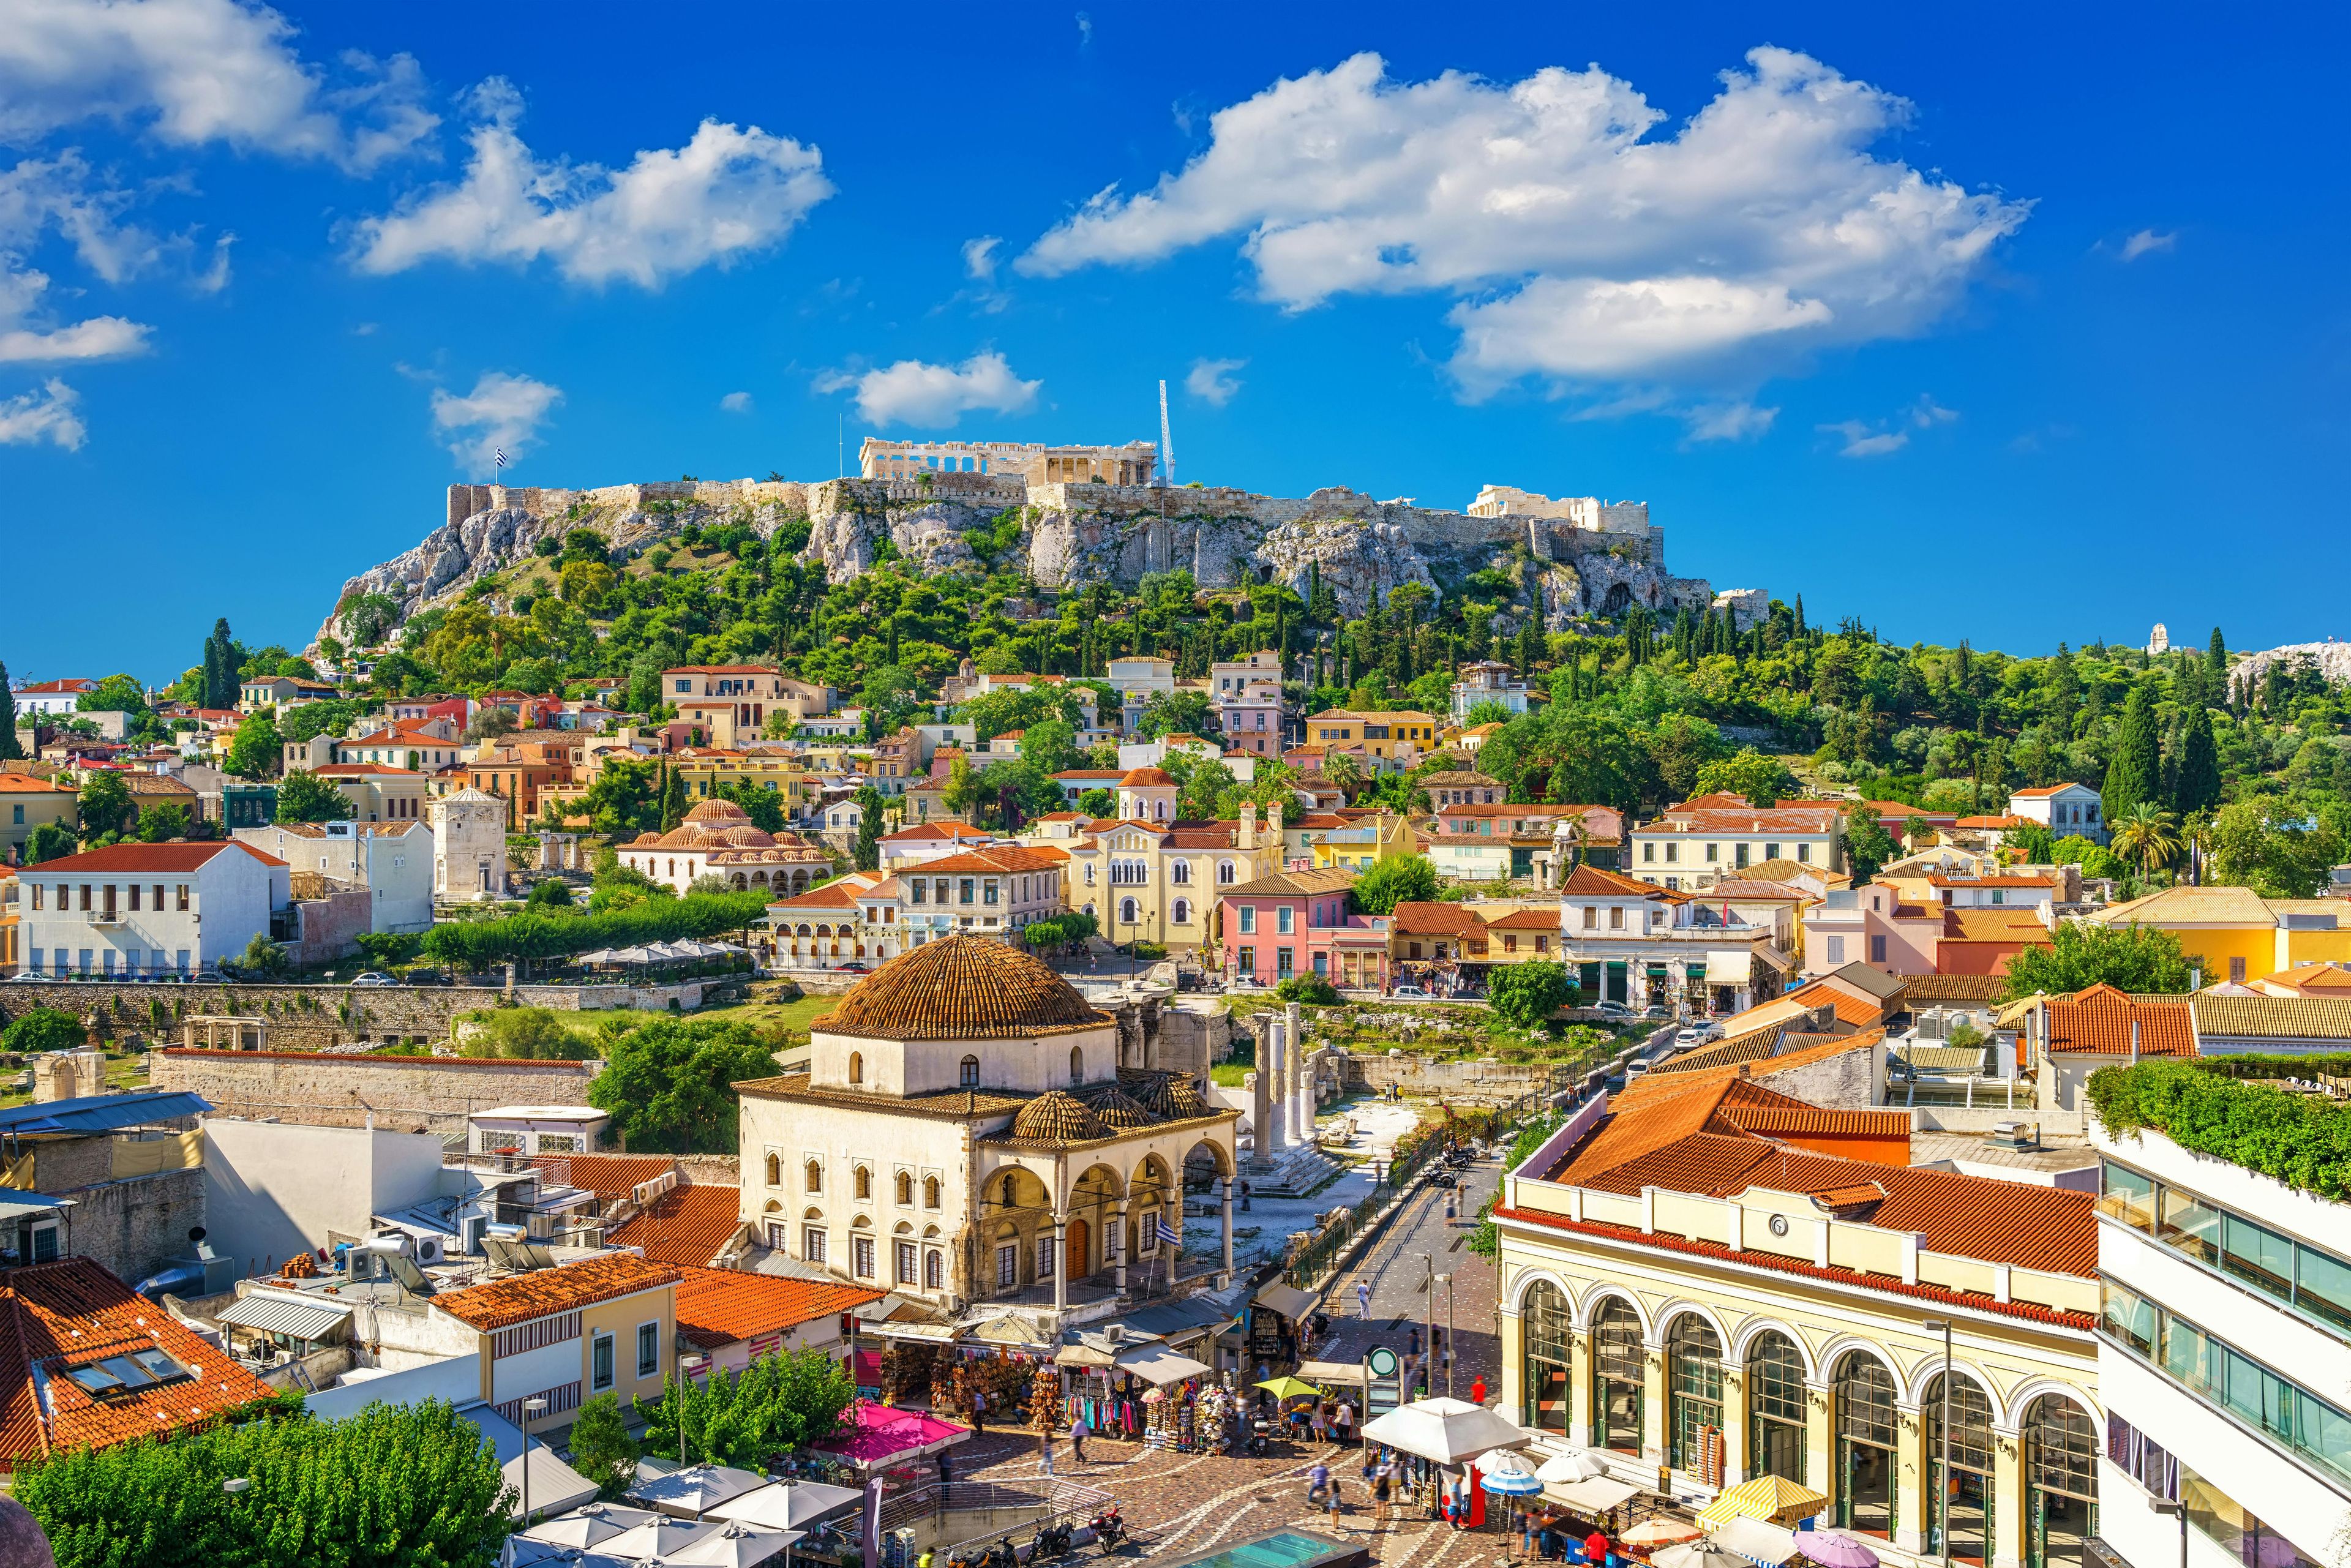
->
xmin=1800 ymin=882 xmax=1941 ymax=979
xmin=1217 ymin=867 xmax=1390 ymax=991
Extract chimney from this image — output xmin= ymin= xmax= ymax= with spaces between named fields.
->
xmin=1268 ymin=800 xmax=1286 ymax=839
xmin=2129 ymin=1018 xmax=2141 ymax=1065
xmin=1240 ymin=801 xmax=1258 ymax=850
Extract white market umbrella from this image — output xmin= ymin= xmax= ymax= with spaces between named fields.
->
xmin=600 ymin=1517 xmax=714 ymax=1558
xmin=1654 ymin=1547 xmax=1756 ymax=1568
xmin=519 ymin=1503 xmax=658 ymax=1548
xmin=1535 ymin=1450 xmax=1610 ymax=1484
xmin=667 ymin=1521 xmax=801 ymax=1567
xmin=1479 ymin=1449 xmax=1546 ymax=1496
xmin=630 ymin=1461 xmax=769 ymax=1518
xmin=1357 ymin=1397 xmax=1531 ymax=1466
xmin=710 ymin=1481 xmax=863 ymax=1532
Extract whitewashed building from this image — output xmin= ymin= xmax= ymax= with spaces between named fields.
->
xmin=12 ymin=839 xmax=288 ymax=976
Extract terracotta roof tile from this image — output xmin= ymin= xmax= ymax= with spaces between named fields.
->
xmin=1559 ymin=864 xmax=1663 ymax=898
xmin=2188 ymin=993 xmax=2351 ymax=1041
xmin=1223 ymin=867 xmax=1356 ymax=899
xmin=2044 ymin=984 xmax=2195 ymax=1056
xmin=530 ymin=1153 xmax=679 ymax=1204
xmin=12 ymin=841 xmax=280 ymax=874
xmin=433 ymin=1251 xmax=679 ymax=1332
xmin=1390 ymin=902 xmax=1482 ymax=937
xmin=812 ymin=935 xmax=1108 ymax=1041
xmin=734 ymin=1073 xmax=1030 ymax=1120
xmin=1901 ymin=973 xmax=2010 ymax=1002
xmin=672 ymin=1267 xmax=883 ymax=1351
xmin=610 ymin=1185 xmax=745 ymax=1267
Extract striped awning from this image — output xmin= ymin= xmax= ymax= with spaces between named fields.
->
xmin=215 ymin=1292 xmax=351 ymax=1341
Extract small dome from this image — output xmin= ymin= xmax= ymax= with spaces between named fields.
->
xmin=721 ymin=825 xmax=776 ymax=847
xmin=814 ymin=934 xmax=1108 ymax=1041
xmin=629 ymin=830 xmax=666 ymax=846
xmin=685 ymin=798 xmax=751 ymax=825
xmin=1012 ymin=1090 xmax=1104 ymax=1143
xmin=1120 ymin=767 xmax=1176 ymax=788
xmin=1084 ymin=1086 xmax=1158 ymax=1130
xmin=1161 ymin=1078 xmax=1210 ymax=1118
xmin=656 ymin=827 xmax=705 ymax=847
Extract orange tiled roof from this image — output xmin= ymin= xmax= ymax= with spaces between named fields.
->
xmin=610 ymin=1185 xmax=745 ymax=1267
xmin=1783 ymin=979 xmax=1894 ymax=1028
xmin=672 ymin=1267 xmax=884 ymax=1351
xmin=13 ymin=841 xmax=283 ymax=874
xmin=0 ymin=1258 xmax=277 ymax=1469
xmin=2043 ymin=983 xmax=2195 ymax=1057
xmin=1941 ymin=909 xmax=2053 ymax=942
xmin=1390 ymin=901 xmax=1483 ymax=937
xmin=906 ymin=847 xmax=1065 ymax=876
xmin=433 ymin=1251 xmax=680 ymax=1332
xmin=1560 ymin=864 xmax=1663 ymax=898
xmin=813 ymin=934 xmax=1108 ymax=1041
xmin=1952 ymin=814 xmax=2031 ymax=830
xmin=530 ymin=1153 xmax=679 ymax=1204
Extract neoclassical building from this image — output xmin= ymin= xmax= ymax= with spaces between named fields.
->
xmin=732 ymin=937 xmax=1239 ymax=1329
xmin=618 ymin=797 xmax=834 ymax=895
xmin=1057 ymin=789 xmax=1287 ymax=955
xmin=1494 ymin=1067 xmax=2102 ymax=1568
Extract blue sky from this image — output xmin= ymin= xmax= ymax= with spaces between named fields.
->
xmin=2 ymin=1 xmax=2343 ymax=683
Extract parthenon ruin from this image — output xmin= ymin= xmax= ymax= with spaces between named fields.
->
xmin=857 ymin=438 xmax=1160 ymax=487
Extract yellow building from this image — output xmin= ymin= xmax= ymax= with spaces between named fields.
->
xmin=2091 ymin=883 xmax=2351 ymax=986
xmin=671 ymin=748 xmax=815 ymax=816
xmin=1062 ymin=789 xmax=1284 ymax=952
xmin=0 ymin=771 xmax=77 ymax=862
xmin=1304 ymin=810 xmax=1416 ymax=873
xmin=428 ymin=1251 xmax=678 ymax=1435
xmin=1302 ymin=710 xmax=1439 ymax=760
xmin=1495 ymin=1070 xmax=2102 ymax=1568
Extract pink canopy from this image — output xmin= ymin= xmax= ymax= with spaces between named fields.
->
xmin=811 ymin=1401 xmax=972 ymax=1469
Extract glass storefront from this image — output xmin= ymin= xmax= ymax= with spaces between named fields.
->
xmin=1747 ymin=1331 xmax=1808 ymax=1485
xmin=1667 ymin=1316 xmax=1724 ymax=1476
xmin=2026 ymin=1397 xmax=2098 ymax=1568
xmin=1925 ymin=1372 xmax=1995 ymax=1566
xmin=1592 ymin=1298 xmax=1644 ymax=1454
xmin=1835 ymin=1353 xmax=1899 ymax=1538
xmin=1523 ymin=1281 xmax=1571 ymax=1436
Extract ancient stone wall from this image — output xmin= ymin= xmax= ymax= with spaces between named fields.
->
xmin=1338 ymin=1051 xmax=1556 ymax=1103
xmin=152 ymin=1049 xmax=601 ymax=1135
xmin=63 ymin=1167 xmax=204 ymax=1287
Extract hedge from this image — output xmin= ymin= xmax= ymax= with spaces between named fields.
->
xmin=2086 ymin=1058 xmax=2351 ymax=1200
xmin=419 ymin=891 xmax=773 ymax=972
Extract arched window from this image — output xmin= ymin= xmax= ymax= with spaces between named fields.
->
xmin=1218 ymin=860 xmax=1235 ymax=885
xmin=804 ymin=1159 xmax=823 ymax=1194
xmin=924 ymin=1176 xmax=942 ymax=1209
xmin=848 ymin=1051 xmax=863 ymax=1084
xmin=1171 ymin=860 xmax=1191 ymax=885
xmin=960 ymin=1054 xmax=980 ymax=1088
xmin=924 ymin=1249 xmax=943 ymax=1289
xmin=854 ymin=1165 xmax=873 ymax=1201
xmin=1666 ymin=1316 xmax=1724 ymax=1477
xmin=1521 ymin=1281 xmax=1570 ymax=1434
xmin=1171 ymin=898 xmax=1191 ymax=925
xmin=1834 ymin=1353 xmax=1899 ymax=1537
xmin=764 ymin=1152 xmax=781 ymax=1187
xmin=1591 ymin=1298 xmax=1644 ymax=1454
xmin=1926 ymin=1373 xmax=1995 ymax=1566
xmin=1119 ymin=896 xmax=1139 ymax=924
xmin=1746 ymin=1331 xmax=1809 ymax=1484
xmin=2025 ymin=1395 xmax=2098 ymax=1568
xmin=1069 ymin=1046 xmax=1084 ymax=1084
xmin=895 ymin=1171 xmax=913 ymax=1206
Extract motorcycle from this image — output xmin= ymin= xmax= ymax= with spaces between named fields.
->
xmin=1244 ymin=1417 xmax=1273 ymax=1456
xmin=984 ymin=1537 xmax=1019 ymax=1568
xmin=1090 ymin=1506 xmax=1126 ymax=1556
xmin=1427 ymin=1170 xmax=1458 ymax=1190
xmin=1033 ymin=1520 xmax=1074 ymax=1560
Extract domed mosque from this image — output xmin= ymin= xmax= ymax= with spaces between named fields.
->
xmin=617 ymin=797 xmax=835 ymax=896
xmin=733 ymin=936 xmax=1238 ymax=1335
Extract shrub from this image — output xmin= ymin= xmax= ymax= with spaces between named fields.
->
xmin=1275 ymin=975 xmax=1341 ymax=1006
xmin=1 ymin=1008 xmax=86 ymax=1055
xmin=2088 ymin=1059 xmax=2351 ymax=1199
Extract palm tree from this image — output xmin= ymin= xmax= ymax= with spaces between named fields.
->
xmin=2111 ymin=802 xmax=2182 ymax=874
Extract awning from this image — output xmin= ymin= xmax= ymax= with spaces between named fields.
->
xmin=1756 ymin=944 xmax=1798 ymax=973
xmin=0 ymin=1090 xmax=210 ymax=1137
xmin=868 ymin=1321 xmax=964 ymax=1345
xmin=1548 ymin=1474 xmax=1641 ymax=1514
xmin=215 ymin=1292 xmax=353 ymax=1340
xmin=0 ymin=1192 xmax=72 ymax=1221
xmin=1253 ymin=1283 xmax=1317 ymax=1320
xmin=1710 ymin=1515 xmax=1801 ymax=1566
xmin=1705 ymin=952 xmax=1752 ymax=985
xmin=1113 ymin=1344 xmax=1212 ymax=1386
xmin=967 ymin=1315 xmax=1051 ymax=1346
xmin=1292 ymin=1358 xmax=1369 ymax=1389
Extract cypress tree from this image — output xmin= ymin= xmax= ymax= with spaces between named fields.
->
xmin=0 ymin=661 xmax=19 ymax=760
xmin=1793 ymin=595 xmax=1807 ymax=639
xmin=2206 ymin=627 xmax=2227 ymax=703
xmin=2102 ymin=683 xmax=2162 ymax=823
xmin=2173 ymin=703 xmax=2221 ymax=816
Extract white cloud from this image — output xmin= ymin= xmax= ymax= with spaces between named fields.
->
xmin=2120 ymin=228 xmax=2175 ymax=262
xmin=962 ymin=236 xmax=1000 ymax=281
xmin=351 ymin=86 xmax=834 ymax=287
xmin=0 ymin=260 xmax=150 ymax=363
xmin=430 ymin=370 xmax=561 ymax=471
xmin=0 ymin=0 xmax=435 ymax=171
xmin=0 ymin=378 xmax=86 ymax=449
xmin=1021 ymin=48 xmax=2027 ymax=391
xmin=1909 ymin=394 xmax=1959 ymax=427
xmin=1682 ymin=400 xmax=1777 ymax=443
xmin=1820 ymin=419 xmax=1906 ymax=458
xmin=1185 ymin=356 xmax=1246 ymax=407
xmin=822 ymin=351 xmax=1039 ymax=429
xmin=719 ymin=390 xmax=752 ymax=413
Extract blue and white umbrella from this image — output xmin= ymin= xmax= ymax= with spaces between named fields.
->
xmin=1478 ymin=1449 xmax=1546 ymax=1496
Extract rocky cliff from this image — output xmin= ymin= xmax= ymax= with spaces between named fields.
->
xmin=315 ymin=471 xmax=1755 ymax=650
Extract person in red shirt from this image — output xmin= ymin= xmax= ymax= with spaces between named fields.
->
xmin=1586 ymin=1529 xmax=1612 ymax=1565
xmin=1470 ymin=1374 xmax=1488 ymax=1405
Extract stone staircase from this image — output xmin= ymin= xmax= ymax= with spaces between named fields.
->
xmin=1245 ymin=1143 xmax=1344 ymax=1199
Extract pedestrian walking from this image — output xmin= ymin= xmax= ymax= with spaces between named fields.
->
xmin=1240 ymin=1180 xmax=1252 ymax=1214
xmin=1333 ymin=1398 xmax=1354 ymax=1447
xmin=1311 ymin=1403 xmax=1329 ymax=1446
xmin=1069 ymin=1415 xmax=1090 ymax=1464
xmin=970 ymin=1390 xmax=986 ymax=1434
xmin=1445 ymin=1191 xmax=1457 ymax=1224
xmin=1040 ymin=1431 xmax=1055 ymax=1477
xmin=1307 ymin=1459 xmax=1332 ymax=1510
xmin=1355 ymin=1280 xmax=1372 ymax=1319
xmin=1372 ymin=1464 xmax=1392 ymax=1525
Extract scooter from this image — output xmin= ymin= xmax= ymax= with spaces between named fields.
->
xmin=984 ymin=1537 xmax=1019 ymax=1568
xmin=1090 ymin=1506 xmax=1127 ymax=1556
xmin=1244 ymin=1417 xmax=1273 ymax=1457
xmin=1033 ymin=1520 xmax=1074 ymax=1560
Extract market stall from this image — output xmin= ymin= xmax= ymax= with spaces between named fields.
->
xmin=1696 ymin=1477 xmax=1828 ymax=1534
xmin=1248 ymin=1283 xmax=1318 ymax=1370
xmin=1707 ymin=1517 xmax=1801 ymax=1568
xmin=811 ymin=1403 xmax=971 ymax=1475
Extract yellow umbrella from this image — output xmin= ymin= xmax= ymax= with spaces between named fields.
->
xmin=1254 ymin=1376 xmax=1325 ymax=1400
xmin=1697 ymin=1475 xmax=1831 ymax=1531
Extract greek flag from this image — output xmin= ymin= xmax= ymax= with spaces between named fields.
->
xmin=494 ymin=448 xmax=508 ymax=470
xmin=1155 ymin=1218 xmax=1180 ymax=1247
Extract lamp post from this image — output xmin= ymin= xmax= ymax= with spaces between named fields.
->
xmin=1436 ymin=1273 xmax=1456 ymax=1397
xmin=2149 ymin=1499 xmax=2188 ymax=1568
xmin=1922 ymin=1319 xmax=1952 ymax=1568
xmin=520 ymin=1396 xmax=549 ymax=1525
xmin=1417 ymin=1253 xmax=1436 ymax=1398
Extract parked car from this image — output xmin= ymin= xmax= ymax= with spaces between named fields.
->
xmin=1673 ymin=1022 xmax=1722 ymax=1048
xmin=6 ymin=973 xmax=45 ymax=984
xmin=192 ymin=970 xmax=225 ymax=983
xmin=348 ymin=972 xmax=399 ymax=988
xmin=834 ymin=961 xmax=872 ymax=975
xmin=1390 ymin=983 xmax=1431 ymax=1000
xmin=1593 ymin=1000 xmax=1633 ymax=1018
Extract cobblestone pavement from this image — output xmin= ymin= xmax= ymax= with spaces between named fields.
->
xmin=949 ymin=1157 xmax=1519 ymax=1568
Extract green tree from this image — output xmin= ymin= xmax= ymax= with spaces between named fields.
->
xmin=274 ymin=770 xmax=356 ymax=824
xmin=77 ymin=771 xmax=135 ymax=841
xmin=566 ymin=1393 xmax=639 ymax=1501
xmin=588 ymin=1018 xmax=779 ymax=1153
xmin=1017 ymin=718 xmax=1078 ymax=775
xmin=1 ymin=1008 xmax=86 ymax=1054
xmin=2110 ymin=803 xmax=2182 ymax=874
xmin=225 ymin=711 xmax=285 ymax=779
xmin=233 ymin=932 xmax=290 ymax=980
xmin=0 ymin=659 xmax=20 ymax=759
xmin=1643 ymin=715 xmax=1730 ymax=803
xmin=23 ymin=820 xmax=77 ymax=864
xmin=2002 ymin=921 xmax=2192 ymax=1000
xmin=201 ymin=617 xmax=239 ymax=710
xmin=1275 ymin=974 xmax=1342 ymax=1005
xmin=1488 ymin=961 xmax=1575 ymax=1029
xmin=460 ymin=1007 xmax=594 ymax=1060
xmin=77 ymin=674 xmax=147 ymax=715
xmin=1139 ymin=689 xmax=1213 ymax=740
xmin=2206 ymin=798 xmax=2343 ymax=898
xmin=2172 ymin=703 xmax=2221 ymax=816
xmin=852 ymin=784 xmax=885 ymax=871
xmin=1352 ymin=855 xmax=1439 ymax=915
xmin=1843 ymin=805 xmax=1899 ymax=883
xmin=527 ymin=877 xmax=576 ymax=907
xmin=18 ymin=1395 xmax=511 ymax=1568
xmin=1076 ymin=787 xmax=1117 ymax=818
xmin=635 ymin=1346 xmax=854 ymax=1472
xmin=2101 ymin=683 xmax=2162 ymax=824
xmin=135 ymin=802 xmax=195 ymax=842
xmin=1691 ymin=748 xmax=1795 ymax=807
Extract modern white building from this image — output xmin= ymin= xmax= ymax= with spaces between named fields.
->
xmin=233 ymin=819 xmax=435 ymax=934
xmin=2093 ymin=1093 xmax=2351 ymax=1568
xmin=891 ymin=847 xmax=1066 ymax=948
xmin=12 ymin=839 xmax=288 ymax=977
xmin=2010 ymin=784 xmax=2109 ymax=846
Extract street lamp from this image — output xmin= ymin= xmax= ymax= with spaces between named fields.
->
xmin=1923 ymin=1319 xmax=1952 ymax=1568
xmin=2148 ymin=1500 xmax=2188 ymax=1568
xmin=1417 ymin=1253 xmax=1437 ymax=1398
xmin=1436 ymin=1273 xmax=1456 ymax=1397
xmin=520 ymin=1397 xmax=549 ymax=1525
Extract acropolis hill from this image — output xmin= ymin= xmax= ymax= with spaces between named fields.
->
xmin=315 ymin=437 xmax=1761 ymax=648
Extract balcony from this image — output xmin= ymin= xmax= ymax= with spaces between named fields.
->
xmin=85 ymin=909 xmax=126 ymax=926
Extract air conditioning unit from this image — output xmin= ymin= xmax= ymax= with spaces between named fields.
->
xmin=413 ymin=1234 xmax=446 ymax=1267
xmin=1103 ymin=1324 xmax=1124 ymax=1345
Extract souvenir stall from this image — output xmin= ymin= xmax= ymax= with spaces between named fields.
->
xmin=1052 ymin=1337 xmax=1214 ymax=1447
xmin=1247 ymin=1283 xmax=1318 ymax=1373
xmin=810 ymin=1401 xmax=972 ymax=1495
xmin=1525 ymin=1452 xmax=1645 ymax=1557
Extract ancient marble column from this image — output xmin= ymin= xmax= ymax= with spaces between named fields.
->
xmin=1052 ymin=1214 xmax=1068 ymax=1315
xmin=1285 ymin=1002 xmax=1310 ymax=1146
xmin=1220 ymin=1177 xmax=1235 ymax=1280
xmin=1262 ymin=1017 xmax=1289 ymax=1160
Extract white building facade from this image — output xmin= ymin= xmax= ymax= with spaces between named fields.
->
xmin=233 ymin=819 xmax=435 ymax=934
xmin=13 ymin=839 xmax=288 ymax=976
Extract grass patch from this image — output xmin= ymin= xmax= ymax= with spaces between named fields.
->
xmin=689 ymin=992 xmax=834 ymax=1037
